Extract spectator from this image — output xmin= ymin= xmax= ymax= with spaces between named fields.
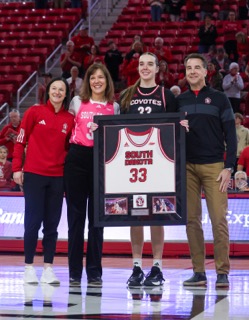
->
xmin=235 ymin=112 xmax=249 ymax=167
xmin=177 ymin=53 xmax=237 ymax=288
xmin=223 ymin=10 xmax=243 ymax=62
xmin=148 ymin=0 xmax=164 ymax=22
xmin=170 ymin=85 xmax=181 ymax=97
xmin=71 ymin=0 xmax=82 ymax=8
xmin=125 ymin=41 xmax=144 ymax=62
xmin=167 ymin=0 xmax=185 ymax=22
xmin=83 ymin=45 xmax=104 ymax=71
xmin=122 ymin=41 xmax=144 ymax=86
xmin=222 ymin=62 xmax=244 ymax=113
xmin=12 ymin=77 xmax=74 ymax=285
xmin=38 ymin=73 xmax=52 ymax=104
xmin=207 ymin=60 xmax=223 ymax=91
xmin=204 ymin=45 xmax=217 ymax=62
xmin=177 ymin=71 xmax=189 ymax=92
xmin=53 ymin=0 xmax=65 ymax=8
xmin=199 ymin=0 xmax=215 ymax=20
xmin=219 ymin=0 xmax=230 ymax=20
xmin=104 ymin=40 xmax=123 ymax=84
xmin=64 ymin=63 xmax=119 ymax=287
xmin=0 ymin=109 xmax=21 ymax=161
xmin=235 ymin=32 xmax=249 ymax=69
xmin=71 ymin=24 xmax=95 ymax=65
xmin=237 ymin=146 xmax=249 ymax=176
xmin=35 ymin=0 xmax=48 ymax=9
xmin=149 ymin=37 xmax=172 ymax=63
xmin=129 ymin=35 xmax=147 ymax=52
xmin=198 ymin=14 xmax=218 ymax=54
xmin=234 ymin=170 xmax=249 ymax=190
xmin=60 ymin=40 xmax=82 ymax=79
xmin=66 ymin=66 xmax=83 ymax=99
xmin=238 ymin=0 xmax=249 ymax=20
xmin=185 ymin=0 xmax=196 ymax=21
xmin=211 ymin=47 xmax=231 ymax=77
xmin=155 ymin=60 xmax=175 ymax=88
xmin=0 ymin=145 xmax=13 ymax=191
xmin=245 ymin=61 xmax=249 ymax=78
xmin=245 ymin=90 xmax=249 ymax=116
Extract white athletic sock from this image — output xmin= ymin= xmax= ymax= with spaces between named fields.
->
xmin=133 ymin=259 xmax=142 ymax=269
xmin=153 ymin=259 xmax=162 ymax=270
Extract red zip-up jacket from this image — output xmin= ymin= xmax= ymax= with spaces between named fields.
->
xmin=12 ymin=101 xmax=74 ymax=176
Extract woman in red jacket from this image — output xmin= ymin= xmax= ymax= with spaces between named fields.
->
xmin=83 ymin=45 xmax=104 ymax=72
xmin=12 ymin=77 xmax=74 ymax=285
xmin=156 ymin=60 xmax=175 ymax=89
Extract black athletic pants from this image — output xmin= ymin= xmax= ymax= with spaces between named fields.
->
xmin=229 ymin=97 xmax=241 ymax=114
xmin=23 ymin=172 xmax=64 ymax=264
xmin=224 ymin=40 xmax=239 ymax=62
xmin=64 ymin=144 xmax=103 ymax=280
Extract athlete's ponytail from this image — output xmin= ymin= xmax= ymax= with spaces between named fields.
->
xmin=119 ymin=79 xmax=141 ymax=113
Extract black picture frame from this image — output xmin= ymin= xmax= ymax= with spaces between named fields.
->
xmin=94 ymin=113 xmax=186 ymax=227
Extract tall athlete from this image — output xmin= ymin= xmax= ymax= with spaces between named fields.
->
xmin=64 ymin=64 xmax=119 ymax=287
xmin=119 ymin=52 xmax=188 ymax=287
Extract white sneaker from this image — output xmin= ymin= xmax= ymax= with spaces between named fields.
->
xmin=40 ymin=267 xmax=60 ymax=285
xmin=23 ymin=266 xmax=39 ymax=284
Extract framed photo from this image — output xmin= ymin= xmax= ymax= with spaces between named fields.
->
xmin=93 ymin=113 xmax=186 ymax=227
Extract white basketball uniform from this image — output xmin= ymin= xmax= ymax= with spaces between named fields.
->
xmin=105 ymin=127 xmax=175 ymax=194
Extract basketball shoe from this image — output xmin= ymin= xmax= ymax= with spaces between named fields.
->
xmin=127 ymin=266 xmax=144 ymax=287
xmin=143 ymin=266 xmax=165 ymax=286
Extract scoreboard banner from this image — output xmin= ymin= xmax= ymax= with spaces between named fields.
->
xmin=93 ymin=113 xmax=187 ymax=227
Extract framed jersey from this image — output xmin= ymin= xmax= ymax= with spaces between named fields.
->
xmin=93 ymin=113 xmax=186 ymax=227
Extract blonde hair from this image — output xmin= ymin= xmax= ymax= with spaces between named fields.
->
xmin=235 ymin=170 xmax=247 ymax=180
xmin=0 ymin=145 xmax=8 ymax=154
xmin=235 ymin=32 xmax=247 ymax=43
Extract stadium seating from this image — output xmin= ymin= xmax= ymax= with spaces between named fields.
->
xmin=0 ymin=2 xmax=83 ymax=106
xmin=97 ymin=0 xmax=249 ymax=107
xmin=0 ymin=84 xmax=15 ymax=106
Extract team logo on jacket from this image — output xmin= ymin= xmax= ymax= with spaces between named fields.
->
xmin=62 ymin=123 xmax=68 ymax=134
xmin=205 ymin=97 xmax=211 ymax=104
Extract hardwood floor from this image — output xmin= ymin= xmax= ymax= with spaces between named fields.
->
xmin=0 ymin=254 xmax=248 ymax=319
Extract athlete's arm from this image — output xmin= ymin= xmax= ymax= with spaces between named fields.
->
xmin=164 ymin=89 xmax=177 ymax=112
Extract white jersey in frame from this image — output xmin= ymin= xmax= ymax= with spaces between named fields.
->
xmin=105 ymin=126 xmax=175 ymax=194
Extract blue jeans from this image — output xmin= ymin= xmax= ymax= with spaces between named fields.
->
xmin=151 ymin=5 xmax=162 ymax=22
xmin=198 ymin=44 xmax=210 ymax=54
xmin=71 ymin=0 xmax=81 ymax=8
